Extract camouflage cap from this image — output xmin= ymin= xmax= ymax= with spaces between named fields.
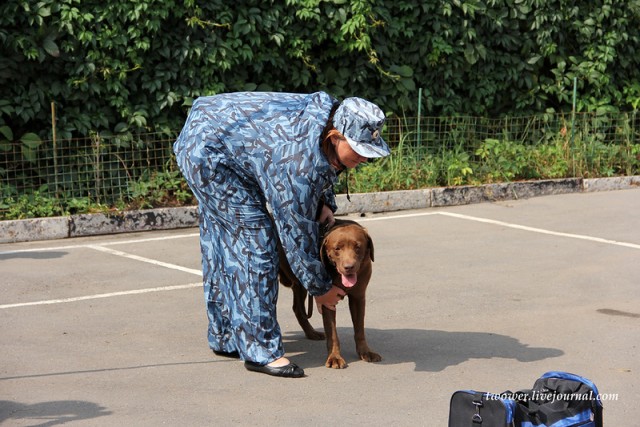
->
xmin=333 ymin=97 xmax=390 ymax=158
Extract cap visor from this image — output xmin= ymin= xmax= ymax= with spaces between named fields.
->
xmin=345 ymin=135 xmax=390 ymax=158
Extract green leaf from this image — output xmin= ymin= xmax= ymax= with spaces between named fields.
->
xmin=38 ymin=6 xmax=51 ymax=18
xmin=43 ymin=37 xmax=60 ymax=57
xmin=0 ymin=125 xmax=13 ymax=141
xmin=21 ymin=146 xmax=37 ymax=163
xmin=527 ymin=55 xmax=541 ymax=65
xmin=464 ymin=46 xmax=478 ymax=64
xmin=0 ymin=107 xmax=13 ymax=117
xmin=390 ymin=65 xmax=414 ymax=78
xmin=114 ymin=122 xmax=128 ymax=133
xmin=20 ymin=133 xmax=42 ymax=149
xmin=130 ymin=115 xmax=147 ymax=127
xmin=400 ymin=77 xmax=416 ymax=92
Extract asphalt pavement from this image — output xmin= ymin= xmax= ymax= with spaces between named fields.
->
xmin=1 ymin=188 xmax=639 ymax=426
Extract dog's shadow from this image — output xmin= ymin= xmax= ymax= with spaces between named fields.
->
xmin=284 ymin=327 xmax=563 ymax=372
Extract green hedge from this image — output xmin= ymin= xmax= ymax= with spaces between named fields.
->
xmin=1 ymin=0 xmax=640 ymax=145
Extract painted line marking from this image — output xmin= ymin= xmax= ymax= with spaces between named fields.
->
xmin=0 ymin=232 xmax=199 ymax=256
xmin=356 ymin=211 xmax=440 ymax=222
xmin=2 ymin=245 xmax=202 ymax=310
xmin=2 ymin=210 xmax=638 ymax=255
xmin=436 ymin=212 xmax=640 ymax=250
xmin=2 ymin=209 xmax=639 ymax=310
xmin=0 ymin=283 xmax=201 ymax=309
xmin=87 ymin=245 xmax=202 ymax=276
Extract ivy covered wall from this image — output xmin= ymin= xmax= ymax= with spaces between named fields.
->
xmin=1 ymin=0 xmax=640 ymax=143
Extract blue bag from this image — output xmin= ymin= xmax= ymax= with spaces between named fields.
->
xmin=448 ymin=372 xmax=603 ymax=427
xmin=514 ymin=371 xmax=603 ymax=427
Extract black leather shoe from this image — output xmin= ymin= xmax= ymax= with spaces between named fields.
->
xmin=213 ymin=350 xmax=240 ymax=359
xmin=244 ymin=361 xmax=305 ymax=378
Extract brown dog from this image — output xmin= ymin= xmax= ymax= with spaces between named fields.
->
xmin=278 ymin=218 xmax=381 ymax=369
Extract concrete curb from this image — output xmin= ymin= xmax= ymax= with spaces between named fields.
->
xmin=2 ymin=176 xmax=639 ymax=244
xmin=582 ymin=175 xmax=640 ymax=192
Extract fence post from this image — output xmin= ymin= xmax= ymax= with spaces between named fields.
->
xmin=570 ymin=77 xmax=577 ymax=146
xmin=570 ymin=77 xmax=578 ymax=175
xmin=51 ymin=101 xmax=59 ymax=199
xmin=93 ymin=133 xmax=101 ymax=204
xmin=417 ymin=87 xmax=422 ymax=148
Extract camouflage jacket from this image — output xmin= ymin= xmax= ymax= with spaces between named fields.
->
xmin=174 ymin=91 xmax=340 ymax=295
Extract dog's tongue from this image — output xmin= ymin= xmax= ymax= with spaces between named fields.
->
xmin=342 ymin=274 xmax=357 ymax=288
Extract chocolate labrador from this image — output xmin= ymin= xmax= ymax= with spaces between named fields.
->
xmin=278 ymin=218 xmax=381 ymax=369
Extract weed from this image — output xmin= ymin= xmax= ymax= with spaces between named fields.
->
xmin=127 ymin=168 xmax=195 ymax=209
xmin=2 ymin=190 xmax=66 ymax=220
xmin=475 ymin=138 xmax=527 ymax=182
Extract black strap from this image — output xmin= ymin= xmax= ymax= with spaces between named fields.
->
xmin=594 ymin=400 xmax=604 ymax=427
xmin=344 ymin=168 xmax=351 ymax=202
xmin=472 ymin=392 xmax=484 ymax=424
xmin=306 ymin=293 xmax=313 ymax=319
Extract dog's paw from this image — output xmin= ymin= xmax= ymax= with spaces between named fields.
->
xmin=359 ymin=351 xmax=382 ymax=363
xmin=325 ymin=354 xmax=348 ymax=369
xmin=304 ymin=329 xmax=326 ymax=341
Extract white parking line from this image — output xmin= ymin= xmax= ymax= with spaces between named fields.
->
xmin=0 ymin=232 xmax=199 ymax=256
xmin=0 ymin=283 xmax=201 ymax=309
xmin=2 ymin=210 xmax=638 ymax=255
xmin=358 ymin=211 xmax=440 ymax=222
xmin=436 ymin=212 xmax=640 ymax=250
xmin=88 ymin=245 xmax=202 ymax=276
xmin=2 ymin=244 xmax=202 ymax=310
xmin=2 ymin=209 xmax=638 ymax=310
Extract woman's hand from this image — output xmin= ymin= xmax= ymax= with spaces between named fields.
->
xmin=317 ymin=204 xmax=335 ymax=229
xmin=315 ymin=285 xmax=346 ymax=312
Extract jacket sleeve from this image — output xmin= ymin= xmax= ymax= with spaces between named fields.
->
xmin=263 ymin=155 xmax=336 ymax=296
xmin=322 ymin=186 xmax=338 ymax=213
xmin=276 ymin=205 xmax=332 ymax=296
xmin=258 ymin=94 xmax=338 ymax=296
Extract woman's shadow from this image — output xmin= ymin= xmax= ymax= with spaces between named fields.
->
xmin=285 ymin=327 xmax=563 ymax=371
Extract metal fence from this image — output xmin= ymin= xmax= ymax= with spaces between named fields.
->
xmin=372 ymin=111 xmax=639 ymax=188
xmin=388 ymin=111 xmax=639 ymax=155
xmin=1 ymin=132 xmax=177 ymax=207
xmin=1 ymin=111 xmax=639 ymax=217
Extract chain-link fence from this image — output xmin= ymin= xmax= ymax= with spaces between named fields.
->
xmin=358 ymin=111 xmax=640 ymax=190
xmin=1 ymin=132 xmax=178 ymax=213
xmin=389 ymin=111 xmax=639 ymax=168
xmin=1 ymin=111 xmax=639 ymax=219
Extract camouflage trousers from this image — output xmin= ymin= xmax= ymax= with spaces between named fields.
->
xmin=192 ymin=160 xmax=284 ymax=365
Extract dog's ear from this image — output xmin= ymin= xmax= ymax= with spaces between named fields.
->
xmin=365 ymin=231 xmax=374 ymax=262
xmin=320 ymin=236 xmax=330 ymax=267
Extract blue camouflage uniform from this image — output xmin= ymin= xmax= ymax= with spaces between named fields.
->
xmin=173 ymin=91 xmax=339 ymax=364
